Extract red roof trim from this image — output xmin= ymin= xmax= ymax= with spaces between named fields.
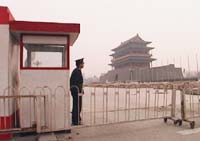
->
xmin=0 ymin=6 xmax=15 ymax=24
xmin=20 ymin=67 xmax=69 ymax=70
xmin=10 ymin=21 xmax=80 ymax=33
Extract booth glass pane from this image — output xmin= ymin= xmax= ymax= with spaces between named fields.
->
xmin=31 ymin=52 xmax=62 ymax=67
xmin=22 ymin=44 xmax=67 ymax=68
xmin=23 ymin=47 xmax=27 ymax=67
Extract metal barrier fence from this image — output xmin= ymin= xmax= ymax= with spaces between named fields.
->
xmin=161 ymin=82 xmax=200 ymax=129
xmin=178 ymin=82 xmax=200 ymax=128
xmin=81 ymin=82 xmax=200 ymax=129
xmin=1 ymin=82 xmax=200 ymax=135
xmin=81 ymin=83 xmax=177 ymax=126
xmin=0 ymin=86 xmax=70 ymax=134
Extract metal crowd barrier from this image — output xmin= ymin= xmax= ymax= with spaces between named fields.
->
xmin=81 ymin=83 xmax=175 ymax=127
xmin=0 ymin=86 xmax=70 ymax=134
xmin=178 ymin=82 xmax=200 ymax=128
xmin=1 ymin=82 xmax=199 ymax=134
xmin=80 ymin=82 xmax=200 ymax=129
xmin=162 ymin=82 xmax=200 ymax=129
xmin=0 ymin=93 xmax=45 ymax=134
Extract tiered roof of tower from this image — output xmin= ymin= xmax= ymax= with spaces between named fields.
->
xmin=112 ymin=34 xmax=153 ymax=52
xmin=109 ymin=34 xmax=156 ymax=69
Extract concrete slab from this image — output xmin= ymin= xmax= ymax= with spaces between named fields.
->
xmin=14 ymin=135 xmax=37 ymax=141
xmin=55 ymin=119 xmax=200 ymax=141
xmin=177 ymin=128 xmax=200 ymax=135
xmin=38 ymin=133 xmax=57 ymax=141
xmin=13 ymin=118 xmax=200 ymax=141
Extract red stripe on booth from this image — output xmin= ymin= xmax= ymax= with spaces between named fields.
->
xmin=0 ymin=115 xmax=13 ymax=140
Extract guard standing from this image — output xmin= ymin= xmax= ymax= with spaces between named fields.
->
xmin=70 ymin=58 xmax=84 ymax=125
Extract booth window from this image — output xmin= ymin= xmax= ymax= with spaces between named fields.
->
xmin=21 ymin=35 xmax=69 ymax=69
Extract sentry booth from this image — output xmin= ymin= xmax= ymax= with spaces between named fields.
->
xmin=0 ymin=6 xmax=80 ymax=139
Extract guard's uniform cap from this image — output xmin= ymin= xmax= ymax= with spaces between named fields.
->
xmin=75 ymin=58 xmax=84 ymax=66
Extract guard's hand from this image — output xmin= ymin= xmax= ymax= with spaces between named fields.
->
xmin=82 ymin=89 xmax=84 ymax=95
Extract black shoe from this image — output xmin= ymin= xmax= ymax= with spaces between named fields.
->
xmin=72 ymin=121 xmax=83 ymax=126
xmin=71 ymin=121 xmax=80 ymax=125
xmin=72 ymin=123 xmax=79 ymax=126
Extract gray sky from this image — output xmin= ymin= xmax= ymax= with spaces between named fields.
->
xmin=1 ymin=0 xmax=200 ymax=77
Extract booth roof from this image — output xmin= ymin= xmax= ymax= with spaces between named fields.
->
xmin=9 ymin=21 xmax=80 ymax=34
xmin=9 ymin=21 xmax=80 ymax=46
xmin=0 ymin=6 xmax=80 ymax=46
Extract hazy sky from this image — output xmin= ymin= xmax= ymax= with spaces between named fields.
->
xmin=1 ymin=0 xmax=200 ymax=77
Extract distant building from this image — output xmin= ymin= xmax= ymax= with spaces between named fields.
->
xmin=100 ymin=34 xmax=183 ymax=82
xmin=109 ymin=34 xmax=156 ymax=69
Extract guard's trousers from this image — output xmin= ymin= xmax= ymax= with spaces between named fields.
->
xmin=71 ymin=87 xmax=82 ymax=125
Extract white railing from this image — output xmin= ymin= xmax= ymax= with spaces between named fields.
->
xmin=0 ymin=86 xmax=70 ymax=134
xmin=1 ymin=81 xmax=200 ymax=136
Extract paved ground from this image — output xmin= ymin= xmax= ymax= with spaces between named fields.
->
xmin=14 ymin=118 xmax=200 ymax=141
xmin=55 ymin=119 xmax=200 ymax=141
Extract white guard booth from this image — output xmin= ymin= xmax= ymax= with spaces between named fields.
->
xmin=0 ymin=6 xmax=80 ymax=137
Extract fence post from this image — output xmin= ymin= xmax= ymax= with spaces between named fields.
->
xmin=181 ymin=90 xmax=186 ymax=120
xmin=171 ymin=85 xmax=176 ymax=118
xmin=35 ymin=96 xmax=41 ymax=133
